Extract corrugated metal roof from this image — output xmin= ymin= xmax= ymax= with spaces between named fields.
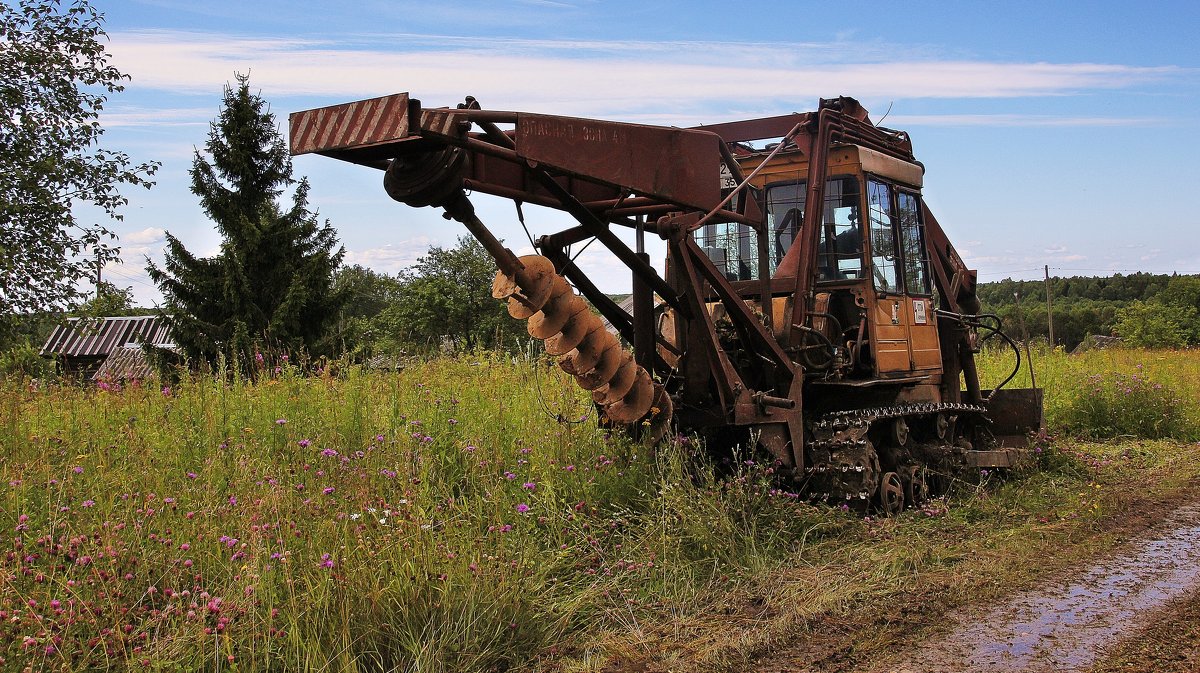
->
xmin=92 ymin=346 xmax=157 ymax=381
xmin=40 ymin=315 xmax=174 ymax=358
xmin=599 ymin=295 xmax=637 ymax=338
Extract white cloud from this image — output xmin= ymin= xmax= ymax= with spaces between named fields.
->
xmin=100 ymin=107 xmax=213 ymax=128
xmin=891 ymin=114 xmax=1163 ymax=127
xmin=123 ymin=227 xmax=167 ymax=246
xmin=107 ymin=31 xmax=1181 ymax=122
xmin=343 ymin=239 xmax=435 ymax=274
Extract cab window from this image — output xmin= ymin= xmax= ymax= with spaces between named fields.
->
xmin=693 ymin=221 xmax=759 ymax=281
xmin=897 ymin=191 xmax=932 ymax=295
xmin=867 ymin=179 xmax=900 ymax=292
xmin=816 ymin=176 xmax=863 ymax=281
xmin=866 ymin=178 xmax=932 ymax=296
xmin=766 ymin=182 xmax=804 ymax=275
xmin=762 ymin=177 xmax=865 ymax=282
xmin=701 ymin=176 xmax=865 ymax=282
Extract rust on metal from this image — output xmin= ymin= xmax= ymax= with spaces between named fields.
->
xmin=289 ymin=93 xmax=412 ymax=156
xmin=514 ymin=114 xmax=725 ymax=212
xmin=984 ymin=387 xmax=1047 ymax=446
xmin=490 ymin=253 xmax=669 ymax=437
xmin=692 ymin=112 xmax=812 ymax=144
xmin=292 ymin=91 xmax=1044 ymax=510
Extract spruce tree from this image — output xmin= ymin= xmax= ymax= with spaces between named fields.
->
xmin=148 ymin=74 xmax=345 ymax=373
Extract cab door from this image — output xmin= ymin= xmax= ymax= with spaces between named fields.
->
xmin=896 ymin=190 xmax=940 ymax=371
xmin=867 ymin=180 xmax=941 ymax=376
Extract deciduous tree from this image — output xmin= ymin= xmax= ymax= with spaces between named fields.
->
xmin=380 ymin=237 xmax=524 ymax=353
xmin=0 ymin=0 xmax=158 ymax=340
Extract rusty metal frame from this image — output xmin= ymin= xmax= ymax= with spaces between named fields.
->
xmin=288 ymin=92 xmax=1022 ymax=475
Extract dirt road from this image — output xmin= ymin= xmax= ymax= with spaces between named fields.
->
xmin=869 ymin=503 xmax=1200 ymax=673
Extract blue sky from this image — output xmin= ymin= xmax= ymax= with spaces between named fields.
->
xmin=84 ymin=0 xmax=1200 ymax=305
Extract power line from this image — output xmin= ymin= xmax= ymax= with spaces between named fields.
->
xmin=975 ymin=267 xmax=1044 ymax=277
xmin=103 ymin=266 xmax=159 ymax=290
xmin=1050 ymin=266 xmax=1197 ymax=275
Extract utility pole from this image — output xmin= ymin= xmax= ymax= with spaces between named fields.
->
xmin=1013 ymin=291 xmax=1037 ymax=389
xmin=95 ymin=248 xmax=102 ymax=301
xmin=1045 ymin=264 xmax=1055 ymax=348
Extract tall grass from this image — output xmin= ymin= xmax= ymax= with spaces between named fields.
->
xmin=3 ymin=346 xmax=1198 ymax=671
xmin=976 ymin=345 xmax=1200 ymax=440
xmin=0 ymin=355 xmax=840 ymax=672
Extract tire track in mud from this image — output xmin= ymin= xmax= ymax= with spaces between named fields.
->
xmin=877 ymin=503 xmax=1200 ymax=673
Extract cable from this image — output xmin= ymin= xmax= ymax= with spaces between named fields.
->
xmin=515 ymin=201 xmax=537 ymax=251
xmin=103 ymin=267 xmax=159 ymax=291
xmin=567 ymin=237 xmax=598 ymax=268
xmin=530 ymin=350 xmax=589 ymax=425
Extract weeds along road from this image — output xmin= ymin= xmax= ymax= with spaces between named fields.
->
xmin=746 ymin=477 xmax=1200 ymax=673
xmin=868 ymin=503 xmax=1200 ymax=673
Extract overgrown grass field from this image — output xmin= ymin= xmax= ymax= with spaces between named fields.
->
xmin=2 ymin=347 xmax=1199 ymax=671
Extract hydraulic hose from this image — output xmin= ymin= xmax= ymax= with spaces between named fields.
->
xmin=936 ymin=310 xmax=1022 ymax=401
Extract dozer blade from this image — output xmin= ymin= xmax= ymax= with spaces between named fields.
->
xmin=984 ymin=387 xmax=1045 ymax=448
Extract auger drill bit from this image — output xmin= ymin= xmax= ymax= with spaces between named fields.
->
xmin=493 ymin=255 xmax=672 ymax=441
xmin=383 ymin=146 xmax=672 ymax=443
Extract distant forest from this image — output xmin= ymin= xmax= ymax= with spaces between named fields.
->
xmin=976 ymin=272 xmax=1200 ymax=349
xmin=611 ymin=272 xmax=1200 ymax=351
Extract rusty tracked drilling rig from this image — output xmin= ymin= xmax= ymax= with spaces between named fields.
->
xmin=290 ymin=94 xmax=1044 ymax=513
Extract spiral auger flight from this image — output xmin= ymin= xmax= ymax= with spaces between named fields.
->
xmin=376 ymin=143 xmax=672 ymax=444
xmin=492 ymin=254 xmax=673 ymax=444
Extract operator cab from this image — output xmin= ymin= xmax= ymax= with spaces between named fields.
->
xmin=692 ymin=144 xmax=939 ymax=381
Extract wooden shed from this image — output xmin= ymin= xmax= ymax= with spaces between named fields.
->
xmin=40 ymin=315 xmax=174 ymax=381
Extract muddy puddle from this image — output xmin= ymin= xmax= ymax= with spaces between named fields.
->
xmin=878 ymin=503 xmax=1200 ymax=673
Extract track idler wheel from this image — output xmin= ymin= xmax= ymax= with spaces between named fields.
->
xmin=492 ymin=254 xmax=672 ymax=440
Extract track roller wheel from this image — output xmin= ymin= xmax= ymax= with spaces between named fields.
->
xmin=934 ymin=412 xmax=950 ymax=441
xmin=891 ymin=417 xmax=910 ymax=447
xmin=878 ymin=471 xmax=905 ymax=516
xmin=900 ymin=464 xmax=929 ymax=508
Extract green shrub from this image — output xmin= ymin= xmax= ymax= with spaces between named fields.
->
xmin=1058 ymin=369 xmax=1194 ymax=440
xmin=0 ymin=341 xmax=53 ymax=379
xmin=1113 ymin=300 xmax=1197 ymax=348
xmin=1026 ymin=430 xmax=1088 ymax=477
